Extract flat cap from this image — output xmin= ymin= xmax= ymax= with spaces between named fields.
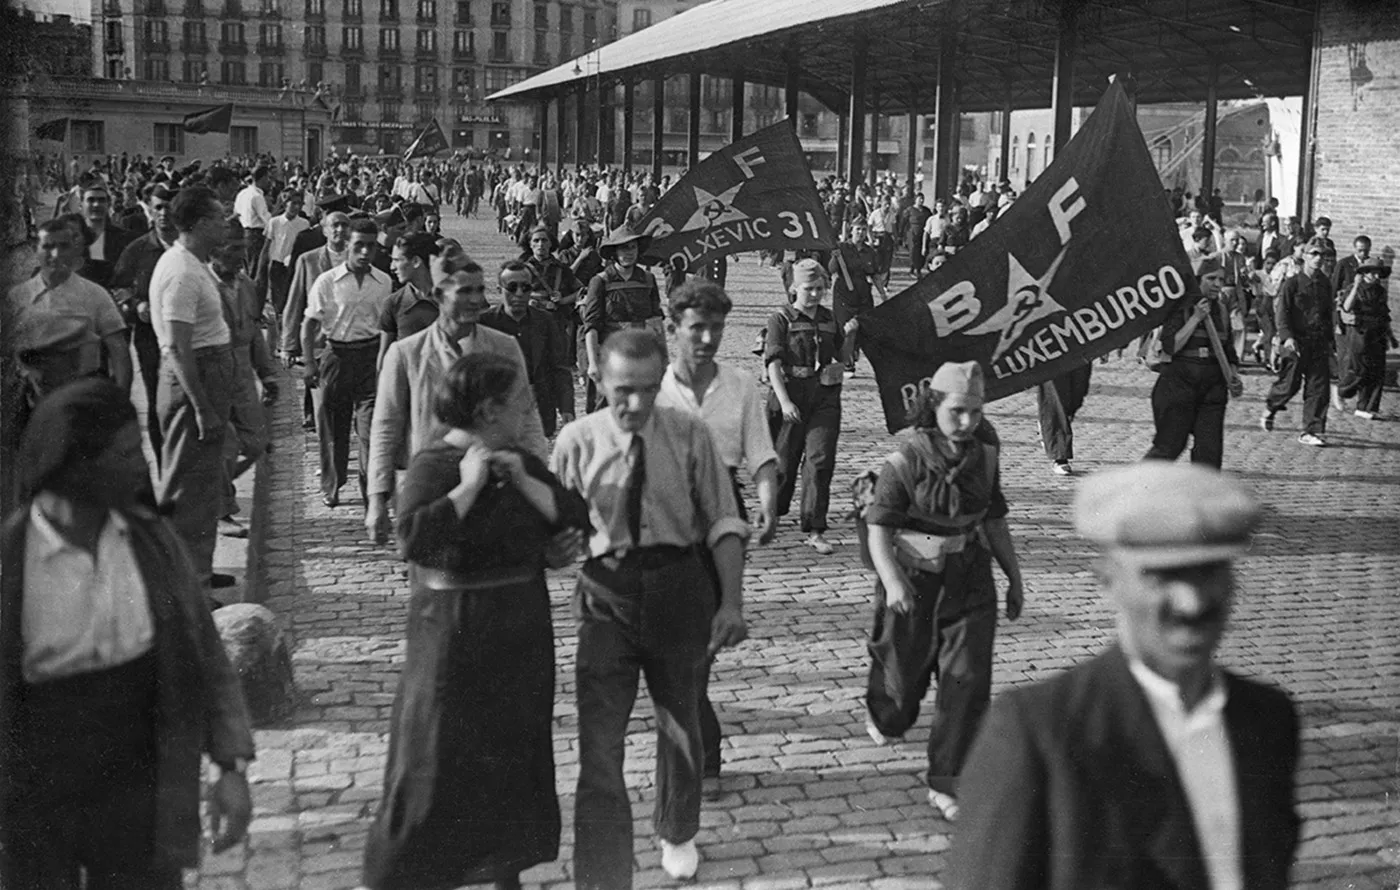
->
xmin=1074 ymin=462 xmax=1262 ymax=568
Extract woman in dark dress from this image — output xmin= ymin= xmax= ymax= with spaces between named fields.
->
xmin=363 ymin=353 xmax=590 ymax=890
xmin=1335 ymin=257 xmax=1396 ymax=419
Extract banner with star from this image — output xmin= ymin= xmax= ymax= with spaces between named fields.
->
xmin=634 ymin=120 xmax=836 ymax=271
xmin=859 ymin=79 xmax=1199 ymax=432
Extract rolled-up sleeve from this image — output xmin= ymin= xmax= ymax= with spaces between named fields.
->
xmin=689 ymin=417 xmax=749 ymax=547
xmin=368 ymin=341 xmax=409 ymax=496
xmin=740 ymin=383 xmax=777 ymax=473
xmin=582 ymin=273 xmax=607 ymax=335
xmin=865 ymin=451 xmax=913 ymax=528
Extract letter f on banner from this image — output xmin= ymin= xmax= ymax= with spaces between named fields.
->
xmin=1050 ymin=177 xmax=1086 ymax=245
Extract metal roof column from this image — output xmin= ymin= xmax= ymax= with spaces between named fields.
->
xmin=555 ymin=94 xmax=566 ymax=174
xmin=538 ymin=97 xmax=549 ymax=174
xmin=847 ymin=34 xmax=868 ymax=189
xmin=905 ymin=108 xmax=918 ymax=197
xmin=574 ymin=85 xmax=586 ymax=167
xmin=837 ymin=113 xmax=849 ymax=179
xmin=1202 ymin=61 xmax=1219 ymax=207
xmin=622 ymin=80 xmax=634 ymax=174
xmin=931 ymin=30 xmax=956 ymax=200
xmin=651 ymin=75 xmax=664 ymax=180
xmin=784 ymin=44 xmax=799 ymax=128
xmin=688 ymin=71 xmax=701 ymax=168
xmin=596 ymin=80 xmax=609 ymax=165
xmin=731 ymin=69 xmax=745 ymax=142
xmin=1051 ymin=2 xmax=1077 ymax=158
xmin=998 ymin=82 xmax=1012 ymax=184
xmin=1297 ymin=25 xmax=1320 ymax=225
xmin=868 ymin=86 xmax=880 ymax=187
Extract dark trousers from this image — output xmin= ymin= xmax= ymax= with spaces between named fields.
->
xmin=573 ymin=550 xmax=715 ymax=890
xmin=1145 ymin=359 xmax=1229 ymax=468
xmin=243 ymin=227 xmax=266 ymax=271
xmin=157 ymin=344 xmax=234 ymax=585
xmin=3 ymin=654 xmax=182 ymax=890
xmin=698 ymin=473 xmax=747 ymax=776
xmin=1266 ymin=341 xmax=1331 ymax=434
xmin=832 ymin=299 xmax=867 ymax=368
xmin=317 ymin=339 xmax=378 ymax=503
xmin=1337 ymin=326 xmax=1388 ymax=413
xmin=1036 ymin=363 xmax=1092 ymax=463
xmin=131 ymin=321 xmax=163 ymax=460
xmin=769 ymin=378 xmax=841 ymax=533
xmin=866 ymin=545 xmax=997 ymax=796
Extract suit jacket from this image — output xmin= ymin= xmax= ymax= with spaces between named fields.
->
xmin=949 ymin=646 xmax=1299 ymax=890
xmin=80 ymin=222 xmax=137 ymax=292
xmin=367 ymin=322 xmax=548 ymax=498
xmin=281 ymin=245 xmax=340 ymax=355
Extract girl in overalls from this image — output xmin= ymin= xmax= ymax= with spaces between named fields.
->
xmin=861 ymin=361 xmax=1025 ymax=823
xmin=581 ymin=226 xmax=663 ymax=411
xmin=763 ymin=259 xmax=858 ymax=554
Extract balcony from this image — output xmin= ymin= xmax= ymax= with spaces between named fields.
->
xmin=104 ymin=38 xmax=126 ymax=54
xmin=144 ymin=0 xmax=166 ymax=14
xmin=342 ymin=7 xmax=362 ymax=21
xmin=378 ymin=44 xmax=401 ymax=58
xmin=413 ymin=86 xmax=437 ymax=100
xmin=219 ymin=39 xmax=248 ymax=53
xmin=183 ymin=0 xmax=205 ymax=14
xmin=415 ymin=10 xmax=435 ymax=22
xmin=488 ymin=11 xmax=508 ymax=26
xmin=304 ymin=41 xmax=327 ymax=56
xmin=103 ymin=0 xmax=122 ymax=14
xmin=377 ymin=85 xmax=403 ymax=99
xmin=452 ymin=46 xmax=474 ymax=60
xmin=379 ymin=8 xmax=398 ymax=21
xmin=453 ymin=12 xmax=473 ymax=25
xmin=342 ymin=84 xmax=365 ymax=98
xmin=488 ymin=48 xmax=512 ymax=63
xmin=143 ymin=37 xmax=171 ymax=52
xmin=531 ymin=51 xmax=550 ymax=67
xmin=182 ymin=37 xmax=209 ymax=52
xmin=221 ymin=1 xmax=244 ymax=16
xmin=257 ymin=4 xmax=281 ymax=15
xmin=414 ymin=44 xmax=438 ymax=60
xmin=342 ymin=42 xmax=365 ymax=54
xmin=256 ymin=40 xmax=284 ymax=53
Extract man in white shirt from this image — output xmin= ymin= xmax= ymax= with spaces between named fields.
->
xmin=147 ymin=185 xmax=237 ymax=589
xmin=259 ymin=188 xmax=311 ymax=338
xmin=950 ymin=462 xmax=1299 ymax=890
xmin=655 ymin=279 xmax=776 ymax=786
xmin=303 ymin=218 xmax=393 ymax=508
xmin=233 ymin=165 xmax=273 ymax=268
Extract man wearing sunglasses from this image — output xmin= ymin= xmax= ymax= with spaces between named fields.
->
xmin=1262 ymin=238 xmax=1336 ymax=446
xmin=481 ymin=260 xmax=575 ymax=437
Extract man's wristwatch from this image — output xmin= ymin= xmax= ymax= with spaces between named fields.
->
xmin=217 ymin=757 xmax=250 ymax=776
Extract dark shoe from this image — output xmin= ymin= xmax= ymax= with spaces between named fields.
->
xmin=210 ymin=572 xmax=237 ymax=589
xmin=302 ymin=416 xmax=316 ymax=431
xmin=218 ymin=515 xmax=249 ymax=538
xmin=322 ymin=492 xmax=340 ymax=508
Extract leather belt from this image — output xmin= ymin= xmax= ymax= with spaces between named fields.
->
xmin=1177 ymin=347 xmax=1213 ymax=359
xmin=413 ymin=564 xmax=537 ymax=591
xmin=327 ymin=337 xmax=379 ymax=348
xmin=588 ymin=544 xmax=695 ymax=572
xmin=786 ymin=366 xmax=818 ymax=379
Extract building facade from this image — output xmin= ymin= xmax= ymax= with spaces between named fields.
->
xmin=89 ymin=0 xmax=616 ymax=157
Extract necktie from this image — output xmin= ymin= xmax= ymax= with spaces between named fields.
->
xmin=626 ymin=435 xmax=645 ymax=546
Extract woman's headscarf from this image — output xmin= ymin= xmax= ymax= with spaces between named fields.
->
xmin=18 ymin=377 xmax=137 ymax=502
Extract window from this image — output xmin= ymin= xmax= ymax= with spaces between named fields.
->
xmin=631 ymin=7 xmax=649 ymax=30
xmin=415 ymin=28 xmax=436 ymax=49
xmin=382 ymin=101 xmax=399 ymax=121
xmin=183 ymin=59 xmax=209 ymax=80
xmin=667 ymin=108 xmax=686 ymax=134
xmin=258 ymin=61 xmax=284 ymax=84
xmin=454 ymin=0 xmax=471 ymax=21
xmin=71 ymin=120 xmax=104 ymax=153
xmin=959 ymin=113 xmax=976 ymax=141
xmin=144 ymin=19 xmax=169 ymax=42
xmin=489 ymin=0 xmax=508 ymax=25
xmin=1043 ymin=135 xmax=1052 ymax=168
xmin=104 ymin=20 xmax=123 ymax=49
xmin=184 ymin=21 xmax=206 ymax=41
xmin=483 ymin=67 xmax=523 ymax=91
xmin=220 ymin=22 xmax=244 ymax=43
xmin=221 ymin=59 xmax=247 ymax=82
xmin=800 ymin=113 xmax=818 ymax=136
xmin=533 ymin=29 xmax=546 ymax=59
xmin=379 ymin=0 xmax=397 ymax=17
xmin=990 ymin=112 xmax=1001 ymax=136
xmin=305 ymin=24 xmax=324 ymax=46
xmin=416 ymin=101 xmax=434 ymax=121
xmin=416 ymin=0 xmax=434 ymax=18
xmin=143 ymin=58 xmax=170 ymax=79
xmin=345 ymin=62 xmax=362 ymax=92
xmin=415 ymin=65 xmax=437 ymax=92
xmin=1152 ymin=136 xmax=1172 ymax=167
xmin=343 ymin=101 xmax=362 ymax=121
xmin=379 ymin=64 xmax=402 ymax=89
xmin=533 ymin=2 xmax=545 ymax=28
xmin=558 ymin=32 xmax=570 ymax=58
xmin=305 ymin=0 xmax=322 ymax=14
xmin=259 ymin=0 xmax=279 ymax=14
xmin=105 ymin=59 xmax=124 ymax=79
xmin=230 ymin=125 xmax=257 ymax=155
xmin=259 ymin=23 xmax=283 ymax=45
xmin=453 ymin=29 xmax=474 ymax=54
xmin=490 ymin=29 xmax=508 ymax=60
xmin=343 ymin=0 xmax=361 ymax=15
xmin=380 ymin=28 xmax=400 ymax=48
xmin=452 ymin=66 xmax=474 ymax=95
xmin=154 ymin=123 xmax=185 ymax=154
xmin=307 ymin=60 xmax=323 ymax=84
xmin=582 ymin=8 xmax=595 ymax=42
xmin=1011 ymin=135 xmax=1019 ymax=171
xmin=344 ymin=26 xmax=363 ymax=48
xmin=1025 ymin=132 xmax=1037 ymax=178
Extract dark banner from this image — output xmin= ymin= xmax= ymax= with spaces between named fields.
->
xmin=183 ymin=103 xmax=234 ymax=134
xmin=35 ymin=118 xmax=70 ymax=141
xmin=860 ymin=81 xmax=1198 ymax=432
xmin=635 ymin=120 xmax=836 ymax=270
xmin=404 ymin=119 xmax=449 ymax=160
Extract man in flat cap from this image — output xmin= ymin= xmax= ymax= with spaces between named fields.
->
xmin=949 ymin=462 xmax=1299 ymax=890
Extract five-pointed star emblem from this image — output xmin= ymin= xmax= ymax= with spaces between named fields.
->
xmin=964 ymin=245 xmax=1071 ymax=361
xmin=680 ymin=182 xmax=748 ymax=232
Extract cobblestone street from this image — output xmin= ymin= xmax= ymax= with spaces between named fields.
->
xmin=196 ymin=213 xmax=1400 ymax=890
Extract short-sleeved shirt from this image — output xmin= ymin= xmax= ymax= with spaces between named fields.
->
xmin=763 ymin=305 xmax=843 ymax=375
xmin=379 ymin=283 xmax=440 ymax=341
xmin=551 ymin=406 xmax=749 ymax=558
xmin=657 ymin=363 xmax=777 ymax=473
xmin=6 ymin=273 xmax=126 ymax=354
xmin=306 ymin=264 xmax=393 ymax=342
xmin=582 ymin=265 xmax=661 ymax=337
xmin=867 ymin=423 xmax=1008 ymax=534
xmin=147 ymin=241 xmax=231 ymax=349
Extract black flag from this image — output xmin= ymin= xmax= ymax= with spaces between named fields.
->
xmin=183 ymin=103 xmax=234 ymax=134
xmin=35 ymin=118 xmax=70 ymax=141
xmin=860 ymin=80 xmax=1198 ymax=432
xmin=404 ymin=119 xmax=449 ymax=160
xmin=632 ymin=120 xmax=836 ymax=270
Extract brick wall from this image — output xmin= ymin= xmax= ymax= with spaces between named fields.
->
xmin=1313 ymin=0 xmax=1400 ymax=265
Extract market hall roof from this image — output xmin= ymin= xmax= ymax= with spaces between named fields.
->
xmin=486 ymin=0 xmax=1318 ymax=113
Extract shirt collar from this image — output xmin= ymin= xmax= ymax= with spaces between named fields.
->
xmin=604 ymin=405 xmax=656 ymax=444
xmin=1127 ymin=655 xmax=1228 ymax=719
xmin=333 ymin=263 xmax=386 ymax=283
xmin=29 ymin=491 xmax=129 ymax=555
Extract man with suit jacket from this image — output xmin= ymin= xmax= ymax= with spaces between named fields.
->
xmin=280 ymin=211 xmax=350 ymax=428
xmin=77 ymin=180 xmax=136 ymax=292
xmin=950 ymin=462 xmax=1299 ymax=890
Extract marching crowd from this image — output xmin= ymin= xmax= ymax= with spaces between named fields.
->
xmin=0 ymin=147 xmax=1392 ymax=890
